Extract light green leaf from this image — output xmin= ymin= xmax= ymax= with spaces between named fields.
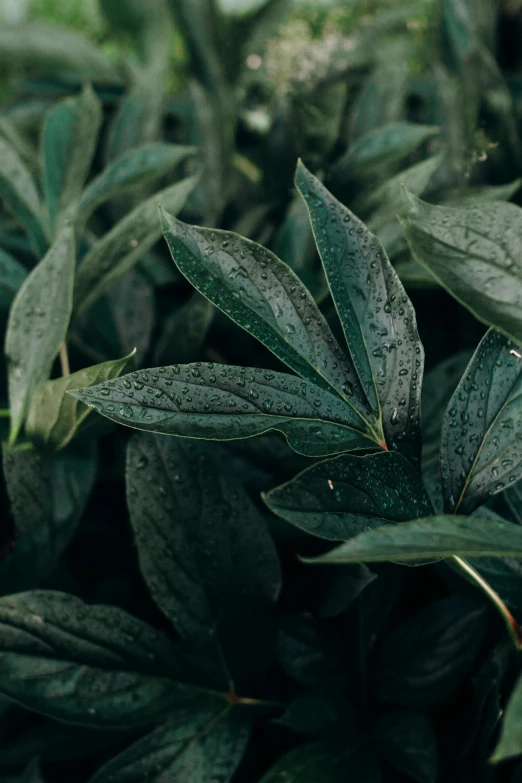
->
xmin=73 ymin=175 xmax=198 ymax=313
xmin=401 ymin=191 xmax=522 ymax=344
xmin=89 ymin=699 xmax=249 ymax=783
xmin=0 ymin=248 xmax=27 ymax=312
xmin=296 ymin=161 xmax=424 ymax=464
xmin=25 ymin=351 xmax=136 ymax=450
xmin=5 ymin=224 xmax=75 ymax=445
xmin=304 ymin=515 xmax=522 ymax=564
xmin=264 ymin=451 xmax=433 ymax=540
xmin=491 ymin=672 xmax=522 ymax=762
xmin=69 ymin=363 xmax=376 ymax=457
xmin=0 ymin=591 xmax=201 ymax=728
xmin=42 ymin=84 xmax=102 ymax=229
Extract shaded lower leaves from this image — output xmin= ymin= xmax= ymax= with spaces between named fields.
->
xmin=373 ymin=709 xmax=437 ymax=783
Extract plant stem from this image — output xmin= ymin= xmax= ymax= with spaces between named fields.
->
xmin=60 ymin=341 xmax=70 ymax=376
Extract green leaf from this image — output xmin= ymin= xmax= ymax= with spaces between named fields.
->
xmin=276 ymin=694 xmax=358 ymax=738
xmin=160 ymin=208 xmax=371 ymax=424
xmin=491 ymin=672 xmax=522 ymax=762
xmin=259 ymin=743 xmax=382 ymax=783
xmin=1 ymin=444 xmax=96 ymax=593
xmin=153 ymin=291 xmax=214 ymax=366
xmin=440 ymin=328 xmax=522 ymax=514
xmin=68 ymin=362 xmax=376 ymax=458
xmin=0 ymin=135 xmax=48 ymax=255
xmin=264 ymin=451 xmax=433 ymax=540
xmin=372 ymin=595 xmax=485 ymax=706
xmin=73 ymin=176 xmax=198 ymax=313
xmin=42 ymin=84 xmax=102 ymax=229
xmin=373 ymin=709 xmax=437 ymax=783
xmin=25 ymin=351 xmax=136 ymax=450
xmin=296 ymin=161 xmax=424 ymax=464
xmin=0 ymin=248 xmax=27 ymax=312
xmin=364 ymin=155 xmax=443 ymax=222
xmin=126 ymin=434 xmax=281 ymax=689
xmin=401 ymin=191 xmax=522 ymax=344
xmin=77 ymin=143 xmax=196 ymax=225
xmin=304 ymin=515 xmax=522 ymax=564
xmin=89 ymin=699 xmax=250 ymax=783
xmin=278 ymin=614 xmax=350 ymax=690
xmin=0 ymin=591 xmax=201 ymax=728
xmin=5 ymin=224 xmax=75 ymax=445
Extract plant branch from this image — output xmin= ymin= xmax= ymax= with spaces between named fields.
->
xmin=59 ymin=341 xmax=70 ymax=376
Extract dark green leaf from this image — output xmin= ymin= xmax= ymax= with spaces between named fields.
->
xmin=401 ymin=192 xmax=522 ymax=344
xmin=305 ymin=515 xmax=522 ymax=564
xmin=373 ymin=709 xmax=437 ymax=783
xmin=73 ymin=176 xmax=198 ymax=313
xmin=0 ymin=248 xmax=27 ymax=312
xmin=69 ymin=363 xmax=376 ymax=458
xmin=0 ymin=135 xmax=48 ymax=255
xmin=440 ymin=329 xmax=522 ymax=514
xmin=276 ymin=694 xmax=358 ymax=738
xmin=25 ymin=351 xmax=136 ymax=450
xmin=4 ymin=759 xmax=43 ymax=783
xmin=160 ymin=207 xmax=372 ymax=425
xmin=5 ymin=224 xmax=75 ymax=445
xmin=264 ymin=451 xmax=433 ymax=540
xmin=278 ymin=614 xmax=350 ymax=690
xmin=372 ymin=595 xmax=485 ymax=706
xmin=153 ymin=291 xmax=214 ymax=366
xmin=296 ymin=161 xmax=424 ymax=464
xmin=0 ymin=591 xmax=201 ymax=727
xmin=89 ymin=699 xmax=250 ymax=783
xmin=126 ymin=434 xmax=281 ymax=688
xmin=77 ymin=143 xmax=196 ymax=225
xmin=318 ymin=564 xmax=376 ymax=618
xmin=491 ymin=672 xmax=522 ymax=762
xmin=259 ymin=743 xmax=381 ymax=783
xmin=1 ymin=444 xmax=96 ymax=592
xmin=42 ymin=84 xmax=102 ymax=229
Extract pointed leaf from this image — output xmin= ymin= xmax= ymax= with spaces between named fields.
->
xmin=89 ymin=700 xmax=250 ymax=783
xmin=264 ymin=451 xmax=433 ymax=540
xmin=440 ymin=328 xmax=522 ymax=514
xmin=0 ymin=135 xmax=48 ymax=255
xmin=126 ymin=434 xmax=281 ymax=688
xmin=296 ymin=161 xmax=424 ymax=463
xmin=68 ymin=363 xmax=376 ymax=458
xmin=77 ymin=143 xmax=196 ymax=225
xmin=5 ymin=224 xmax=75 ymax=445
xmin=73 ymin=176 xmax=198 ymax=313
xmin=0 ymin=248 xmax=27 ymax=312
xmin=160 ymin=208 xmax=371 ymax=421
xmin=491 ymin=672 xmax=522 ymax=762
xmin=42 ymin=84 xmax=102 ymax=228
xmin=373 ymin=709 xmax=437 ymax=783
xmin=304 ymin=515 xmax=522 ymax=564
xmin=401 ymin=192 xmax=522 ymax=343
xmin=0 ymin=591 xmax=202 ymax=728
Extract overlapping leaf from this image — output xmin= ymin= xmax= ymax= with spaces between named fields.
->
xmin=0 ymin=249 xmax=27 ymax=312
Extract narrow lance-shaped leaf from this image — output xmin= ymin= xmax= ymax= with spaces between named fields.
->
xmin=401 ymin=191 xmax=522 ymax=344
xmin=5 ymin=224 xmax=75 ymax=446
xmin=127 ymin=434 xmax=281 ymax=690
xmin=69 ymin=363 xmax=377 ymax=458
xmin=42 ymin=83 xmax=102 ymax=229
xmin=0 ymin=591 xmax=204 ymax=728
xmin=440 ymin=328 xmax=522 ymax=514
xmin=160 ymin=207 xmax=374 ymax=428
xmin=73 ymin=175 xmax=198 ymax=314
xmin=25 ymin=351 xmax=136 ymax=450
xmin=89 ymin=698 xmax=250 ymax=783
xmin=264 ymin=451 xmax=433 ymax=540
xmin=296 ymin=160 xmax=424 ymax=464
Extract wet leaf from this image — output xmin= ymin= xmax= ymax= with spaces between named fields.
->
xmin=5 ymin=224 xmax=75 ymax=445
xmin=25 ymin=351 xmax=136 ymax=450
xmin=0 ymin=591 xmax=201 ymax=728
xmin=296 ymin=161 xmax=424 ymax=464
xmin=264 ymin=451 xmax=433 ymax=540
xmin=68 ymin=363 xmax=376 ymax=458
xmin=373 ymin=709 xmax=437 ymax=783
xmin=89 ymin=699 xmax=250 ymax=783
xmin=440 ymin=328 xmax=522 ymax=514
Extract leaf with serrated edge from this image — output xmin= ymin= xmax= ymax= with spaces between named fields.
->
xmin=440 ymin=328 xmax=522 ymax=514
xmin=303 ymin=515 xmax=522 ymax=564
xmin=6 ymin=224 xmax=75 ymax=445
xmin=401 ymin=191 xmax=522 ymax=344
xmin=264 ymin=451 xmax=433 ymax=540
xmin=160 ymin=207 xmax=372 ymax=424
xmin=89 ymin=699 xmax=249 ymax=783
xmin=68 ymin=363 xmax=376 ymax=458
xmin=25 ymin=350 xmax=136 ymax=450
xmin=296 ymin=160 xmax=424 ymax=464
xmin=0 ymin=591 xmax=205 ymax=728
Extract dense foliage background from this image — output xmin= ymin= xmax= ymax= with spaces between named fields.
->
xmin=4 ymin=1 xmax=522 ymax=781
